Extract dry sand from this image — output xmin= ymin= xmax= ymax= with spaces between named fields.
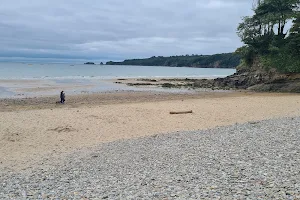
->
xmin=1 ymin=91 xmax=300 ymax=172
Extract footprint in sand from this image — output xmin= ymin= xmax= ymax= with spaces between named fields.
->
xmin=2 ymin=131 xmax=23 ymax=142
xmin=47 ymin=126 xmax=77 ymax=133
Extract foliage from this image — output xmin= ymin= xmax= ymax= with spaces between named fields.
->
xmin=235 ymin=46 xmax=257 ymax=65
xmin=106 ymin=53 xmax=240 ymax=68
xmin=237 ymin=0 xmax=300 ymax=72
xmin=288 ymin=14 xmax=300 ymax=54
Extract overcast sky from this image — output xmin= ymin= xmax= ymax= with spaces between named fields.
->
xmin=0 ymin=0 xmax=253 ymax=63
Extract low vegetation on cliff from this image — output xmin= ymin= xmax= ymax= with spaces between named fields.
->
xmin=106 ymin=53 xmax=240 ymax=68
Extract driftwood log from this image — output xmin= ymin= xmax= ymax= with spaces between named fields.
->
xmin=170 ymin=110 xmax=193 ymax=115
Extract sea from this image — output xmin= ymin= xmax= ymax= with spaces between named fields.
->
xmin=0 ymin=62 xmax=236 ymax=98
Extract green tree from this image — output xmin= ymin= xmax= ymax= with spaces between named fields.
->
xmin=237 ymin=0 xmax=300 ymax=71
xmin=287 ymin=14 xmax=300 ymax=54
xmin=256 ymin=0 xmax=298 ymax=36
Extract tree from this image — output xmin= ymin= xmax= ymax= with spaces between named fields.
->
xmin=238 ymin=0 xmax=299 ymax=42
xmin=237 ymin=0 xmax=300 ymax=71
xmin=255 ymin=0 xmax=299 ymax=37
xmin=287 ymin=14 xmax=300 ymax=54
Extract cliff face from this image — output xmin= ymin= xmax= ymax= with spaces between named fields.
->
xmin=194 ymin=58 xmax=300 ymax=93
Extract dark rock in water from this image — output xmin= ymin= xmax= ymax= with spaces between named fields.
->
xmin=84 ymin=62 xmax=95 ymax=65
xmin=100 ymin=62 xmax=104 ymax=65
xmin=162 ymin=83 xmax=175 ymax=88
xmin=127 ymin=83 xmax=155 ymax=86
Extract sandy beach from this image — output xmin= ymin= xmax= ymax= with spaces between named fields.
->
xmin=1 ymin=91 xmax=300 ymax=173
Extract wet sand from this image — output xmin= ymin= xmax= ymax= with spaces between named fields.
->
xmin=0 ymin=78 xmax=121 ymax=98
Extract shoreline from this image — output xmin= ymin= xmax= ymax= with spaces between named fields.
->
xmin=0 ymin=76 xmax=232 ymax=99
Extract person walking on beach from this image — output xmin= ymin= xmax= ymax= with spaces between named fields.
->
xmin=60 ymin=91 xmax=65 ymax=104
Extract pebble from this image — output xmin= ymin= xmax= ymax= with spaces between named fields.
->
xmin=1 ymin=117 xmax=300 ymax=199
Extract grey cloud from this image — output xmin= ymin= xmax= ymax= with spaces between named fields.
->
xmin=0 ymin=0 xmax=253 ymax=62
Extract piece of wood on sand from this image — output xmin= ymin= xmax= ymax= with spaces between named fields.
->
xmin=170 ymin=110 xmax=193 ymax=115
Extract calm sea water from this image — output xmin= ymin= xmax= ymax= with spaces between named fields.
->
xmin=0 ymin=63 xmax=235 ymax=79
xmin=0 ymin=63 xmax=236 ymax=98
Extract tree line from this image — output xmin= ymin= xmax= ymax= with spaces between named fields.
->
xmin=236 ymin=0 xmax=300 ymax=73
xmin=106 ymin=53 xmax=240 ymax=68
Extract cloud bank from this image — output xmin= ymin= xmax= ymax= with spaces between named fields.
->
xmin=0 ymin=0 xmax=253 ymax=62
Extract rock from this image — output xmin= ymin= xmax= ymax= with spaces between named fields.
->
xmin=190 ymin=64 xmax=300 ymax=93
xmin=161 ymin=83 xmax=176 ymax=88
xmin=127 ymin=83 xmax=155 ymax=86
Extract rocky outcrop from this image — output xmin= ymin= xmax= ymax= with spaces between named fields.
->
xmin=194 ymin=70 xmax=275 ymax=90
xmin=194 ymin=59 xmax=300 ymax=92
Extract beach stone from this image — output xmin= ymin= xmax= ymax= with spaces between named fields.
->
xmin=1 ymin=117 xmax=300 ymax=199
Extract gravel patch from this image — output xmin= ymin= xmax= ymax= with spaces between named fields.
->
xmin=1 ymin=117 xmax=300 ymax=199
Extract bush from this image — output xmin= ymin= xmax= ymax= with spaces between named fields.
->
xmin=235 ymin=46 xmax=257 ymax=66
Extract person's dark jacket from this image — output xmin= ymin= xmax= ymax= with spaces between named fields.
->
xmin=60 ymin=92 xmax=65 ymax=100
